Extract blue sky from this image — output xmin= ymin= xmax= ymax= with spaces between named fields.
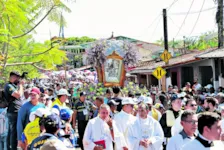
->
xmin=34 ymin=0 xmax=217 ymax=43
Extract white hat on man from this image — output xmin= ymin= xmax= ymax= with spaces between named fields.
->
xmin=122 ymin=97 xmax=136 ymax=105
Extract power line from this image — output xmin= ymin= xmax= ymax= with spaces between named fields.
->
xmin=189 ymin=0 xmax=206 ymax=36
xmin=175 ymin=0 xmax=195 ymax=38
xmin=149 ymin=17 xmax=162 ymax=41
xmin=169 ymin=6 xmax=216 ymax=15
xmin=146 ymin=13 xmax=162 ymax=30
xmin=136 ymin=13 xmax=162 ymax=37
xmin=168 ymin=16 xmax=187 ymax=35
xmin=167 ymin=0 xmax=179 ymax=11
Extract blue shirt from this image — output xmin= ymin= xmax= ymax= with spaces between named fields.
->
xmin=0 ymin=108 xmax=8 ymax=136
xmin=93 ymin=109 xmax=99 ymax=118
xmin=104 ymin=98 xmax=109 ymax=104
xmin=17 ymin=101 xmax=45 ymax=140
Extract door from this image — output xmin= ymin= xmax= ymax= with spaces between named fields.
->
xmin=181 ymin=67 xmax=194 ymax=87
xmin=171 ymin=72 xmax=178 ymax=86
xmin=199 ymin=66 xmax=213 ymax=86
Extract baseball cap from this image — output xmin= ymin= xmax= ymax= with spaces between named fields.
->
xmin=80 ymin=92 xmax=87 ymax=97
xmin=30 ymin=87 xmax=41 ymax=95
xmin=44 ymin=114 xmax=62 ymax=129
xmin=144 ymin=97 xmax=153 ymax=105
xmin=57 ymin=89 xmax=71 ymax=96
xmin=60 ymin=108 xmax=73 ymax=121
xmin=108 ymin=99 xmax=119 ymax=106
xmin=138 ymin=96 xmax=146 ymax=103
xmin=170 ymin=94 xmax=180 ymax=102
xmin=10 ymin=71 xmax=21 ymax=77
xmin=178 ymin=92 xmax=186 ymax=98
xmin=52 ymin=105 xmax=60 ymax=116
xmin=122 ymin=97 xmax=136 ymax=105
xmin=204 ymin=84 xmax=213 ymax=89
xmin=29 ymin=108 xmax=51 ymax=122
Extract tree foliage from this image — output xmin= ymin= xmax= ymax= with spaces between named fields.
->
xmin=156 ymin=31 xmax=218 ymax=50
xmin=0 ymin=0 xmax=73 ymax=79
xmin=65 ymin=36 xmax=96 ymax=45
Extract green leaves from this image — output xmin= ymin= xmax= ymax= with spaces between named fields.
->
xmin=0 ymin=0 xmax=73 ymax=80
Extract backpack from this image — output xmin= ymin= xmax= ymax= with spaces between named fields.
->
xmin=0 ymin=89 xmax=8 ymax=108
xmin=0 ymin=108 xmax=8 ymax=136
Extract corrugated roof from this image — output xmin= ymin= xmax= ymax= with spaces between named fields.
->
xmin=130 ymin=51 xmax=201 ymax=73
xmin=195 ymin=48 xmax=224 ymax=58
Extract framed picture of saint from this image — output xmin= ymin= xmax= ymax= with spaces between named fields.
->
xmin=102 ymin=51 xmax=126 ymax=87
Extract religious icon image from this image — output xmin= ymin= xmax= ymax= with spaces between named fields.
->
xmin=104 ymin=58 xmax=122 ymax=83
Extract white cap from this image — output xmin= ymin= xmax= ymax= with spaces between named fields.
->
xmin=144 ymin=97 xmax=153 ymax=105
xmin=178 ymin=92 xmax=186 ymax=98
xmin=57 ymin=89 xmax=71 ymax=96
xmin=122 ymin=97 xmax=136 ymax=105
xmin=204 ymin=84 xmax=213 ymax=89
xmin=138 ymin=96 xmax=145 ymax=103
xmin=51 ymin=108 xmax=60 ymax=116
xmin=29 ymin=108 xmax=50 ymax=122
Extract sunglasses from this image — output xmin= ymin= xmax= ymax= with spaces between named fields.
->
xmin=184 ymin=120 xmax=198 ymax=125
xmin=190 ymin=104 xmax=197 ymax=107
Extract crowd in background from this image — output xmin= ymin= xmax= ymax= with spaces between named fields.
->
xmin=1 ymin=71 xmax=224 ymax=150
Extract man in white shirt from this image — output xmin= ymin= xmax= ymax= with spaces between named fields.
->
xmin=192 ymin=78 xmax=202 ymax=91
xmin=171 ymin=99 xmax=198 ymax=136
xmin=183 ymin=112 xmax=223 ymax=150
xmin=114 ymin=97 xmax=137 ymax=150
xmin=167 ymin=110 xmax=197 ymax=150
xmin=83 ymin=104 xmax=126 ymax=150
xmin=127 ymin=103 xmax=164 ymax=150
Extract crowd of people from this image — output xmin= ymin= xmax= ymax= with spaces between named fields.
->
xmin=1 ymin=71 xmax=224 ymax=150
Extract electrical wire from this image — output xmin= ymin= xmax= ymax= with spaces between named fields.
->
xmin=167 ymin=0 xmax=179 ymax=11
xmin=168 ymin=16 xmax=187 ymax=36
xmin=189 ymin=0 xmax=206 ymax=36
xmin=149 ymin=16 xmax=162 ymax=41
xmin=136 ymin=13 xmax=162 ymax=37
xmin=169 ymin=6 xmax=216 ymax=15
xmin=146 ymin=13 xmax=162 ymax=30
xmin=174 ymin=0 xmax=195 ymax=38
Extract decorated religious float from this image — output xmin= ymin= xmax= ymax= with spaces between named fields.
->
xmin=86 ymin=39 xmax=139 ymax=87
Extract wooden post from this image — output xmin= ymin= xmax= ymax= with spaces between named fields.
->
xmin=218 ymin=0 xmax=223 ymax=48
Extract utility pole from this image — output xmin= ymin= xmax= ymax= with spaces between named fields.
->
xmin=218 ymin=0 xmax=223 ymax=48
xmin=163 ymin=9 xmax=169 ymax=52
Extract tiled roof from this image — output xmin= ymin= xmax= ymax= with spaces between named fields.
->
xmin=195 ymin=48 xmax=224 ymax=58
xmin=130 ymin=50 xmax=202 ymax=73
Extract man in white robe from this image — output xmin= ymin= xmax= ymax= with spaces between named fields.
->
xmin=127 ymin=103 xmax=164 ymax=150
xmin=183 ymin=112 xmax=224 ymax=150
xmin=114 ymin=97 xmax=137 ymax=150
xmin=83 ymin=104 xmax=126 ymax=150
